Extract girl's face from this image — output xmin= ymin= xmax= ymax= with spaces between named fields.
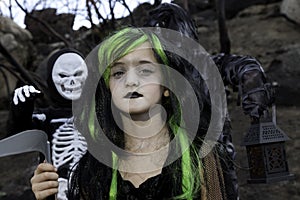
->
xmin=109 ymin=42 xmax=164 ymax=116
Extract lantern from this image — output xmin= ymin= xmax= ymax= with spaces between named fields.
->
xmin=242 ymin=106 xmax=295 ymax=183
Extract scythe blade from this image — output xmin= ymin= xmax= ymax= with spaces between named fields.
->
xmin=0 ymin=130 xmax=51 ymax=163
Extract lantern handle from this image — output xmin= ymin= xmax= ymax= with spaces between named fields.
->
xmin=272 ymin=104 xmax=276 ymax=125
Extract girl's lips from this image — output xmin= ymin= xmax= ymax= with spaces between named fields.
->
xmin=124 ymin=92 xmax=143 ymax=99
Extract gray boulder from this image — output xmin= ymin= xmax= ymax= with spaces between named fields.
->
xmin=281 ymin=0 xmax=300 ymax=24
xmin=0 ymin=16 xmax=34 ymax=109
xmin=267 ymin=45 xmax=300 ymax=106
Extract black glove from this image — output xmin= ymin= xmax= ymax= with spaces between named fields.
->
xmin=241 ymin=82 xmax=275 ymax=119
xmin=7 ymin=85 xmax=43 ymax=136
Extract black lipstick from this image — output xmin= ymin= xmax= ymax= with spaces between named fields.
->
xmin=124 ymin=92 xmax=143 ymax=99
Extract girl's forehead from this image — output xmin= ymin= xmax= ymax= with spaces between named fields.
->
xmin=123 ymin=41 xmax=153 ymax=57
xmin=134 ymin=41 xmax=152 ymax=49
xmin=114 ymin=42 xmax=157 ymax=64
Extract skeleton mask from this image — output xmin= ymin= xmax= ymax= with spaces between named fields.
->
xmin=52 ymin=53 xmax=88 ymax=100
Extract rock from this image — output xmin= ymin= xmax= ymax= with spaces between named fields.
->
xmin=194 ymin=2 xmax=300 ymax=67
xmin=0 ymin=152 xmax=39 ymax=200
xmin=0 ymin=34 xmax=18 ymax=51
xmin=267 ymin=46 xmax=300 ymax=106
xmin=281 ymin=0 xmax=300 ymax=24
xmin=0 ymin=17 xmax=32 ymax=42
xmin=174 ymin=0 xmax=282 ymax=18
xmin=0 ymin=16 xmax=34 ymax=110
xmin=0 ymin=17 xmax=33 ymax=59
xmin=0 ymin=111 xmax=9 ymax=139
xmin=224 ymin=0 xmax=281 ymax=18
xmin=25 ymin=8 xmax=75 ymax=44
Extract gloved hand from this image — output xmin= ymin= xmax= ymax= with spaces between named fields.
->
xmin=241 ymin=82 xmax=275 ymax=119
xmin=13 ymin=85 xmax=42 ymax=105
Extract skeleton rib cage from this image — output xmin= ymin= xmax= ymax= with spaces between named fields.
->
xmin=51 ymin=117 xmax=87 ymax=170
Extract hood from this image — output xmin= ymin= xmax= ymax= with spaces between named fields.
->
xmin=46 ymin=48 xmax=85 ymax=108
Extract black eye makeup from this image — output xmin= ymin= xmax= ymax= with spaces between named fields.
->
xmin=110 ymin=65 xmax=126 ymax=79
xmin=109 ymin=60 xmax=159 ymax=79
xmin=137 ymin=64 xmax=156 ymax=76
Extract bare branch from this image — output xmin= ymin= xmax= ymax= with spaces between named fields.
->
xmin=118 ymin=0 xmax=135 ymax=25
xmin=153 ymin=0 xmax=162 ymax=7
xmin=215 ymin=0 xmax=231 ymax=54
xmin=183 ymin=0 xmax=189 ymax=12
xmin=73 ymin=0 xmax=79 ymax=17
xmin=32 ymin=0 xmax=43 ymax=11
xmin=89 ymin=0 xmax=107 ymax=25
xmin=0 ymin=66 xmax=12 ymax=97
xmin=0 ymin=64 xmax=26 ymax=83
xmin=15 ymin=0 xmax=71 ymax=47
xmin=86 ymin=0 xmax=95 ymax=28
xmin=0 ymin=42 xmax=41 ymax=90
xmin=109 ymin=0 xmax=116 ymax=29
xmin=8 ymin=0 xmax=14 ymax=19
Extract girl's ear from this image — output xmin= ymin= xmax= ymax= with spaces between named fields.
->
xmin=163 ymin=89 xmax=170 ymax=97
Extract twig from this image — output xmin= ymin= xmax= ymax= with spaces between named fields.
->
xmin=15 ymin=0 xmax=71 ymax=47
xmin=0 ymin=67 xmax=11 ymax=98
xmin=216 ymin=0 xmax=231 ymax=54
xmin=0 ymin=42 xmax=40 ymax=89
xmin=119 ymin=0 xmax=135 ymax=25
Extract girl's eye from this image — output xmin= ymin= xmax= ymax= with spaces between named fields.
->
xmin=138 ymin=64 xmax=155 ymax=76
xmin=112 ymin=71 xmax=125 ymax=79
xmin=139 ymin=69 xmax=153 ymax=75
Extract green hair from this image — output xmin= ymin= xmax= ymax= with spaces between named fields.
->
xmin=90 ymin=27 xmax=203 ymax=199
xmin=97 ymin=28 xmax=169 ymax=87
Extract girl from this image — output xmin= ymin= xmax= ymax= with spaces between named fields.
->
xmin=31 ymin=27 xmax=232 ymax=200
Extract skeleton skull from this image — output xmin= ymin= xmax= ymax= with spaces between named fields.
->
xmin=52 ymin=53 xmax=88 ymax=100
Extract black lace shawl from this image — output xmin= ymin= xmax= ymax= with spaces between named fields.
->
xmin=68 ymin=151 xmax=185 ymax=200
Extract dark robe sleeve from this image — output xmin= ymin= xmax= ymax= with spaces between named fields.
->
xmin=6 ymin=95 xmax=35 ymax=136
xmin=212 ymin=53 xmax=275 ymax=119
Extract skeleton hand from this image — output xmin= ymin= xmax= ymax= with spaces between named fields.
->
xmin=13 ymin=85 xmax=41 ymax=105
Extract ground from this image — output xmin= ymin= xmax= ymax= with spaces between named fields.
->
xmin=229 ymin=105 xmax=300 ymax=200
xmin=0 ymin=105 xmax=299 ymax=199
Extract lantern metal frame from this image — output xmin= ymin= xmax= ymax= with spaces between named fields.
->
xmin=242 ymin=106 xmax=295 ymax=183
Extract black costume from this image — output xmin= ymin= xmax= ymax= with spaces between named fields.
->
xmin=145 ymin=3 xmax=274 ymax=199
xmin=67 ymin=4 xmax=274 ymax=200
xmin=7 ymin=48 xmax=88 ymax=199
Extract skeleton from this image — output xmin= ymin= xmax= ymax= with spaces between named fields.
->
xmin=9 ymin=49 xmax=89 ymax=200
xmin=51 ymin=117 xmax=87 ymax=200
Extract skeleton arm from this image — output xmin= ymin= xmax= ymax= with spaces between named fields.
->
xmin=212 ymin=53 xmax=275 ymax=119
xmin=7 ymin=85 xmax=42 ymax=135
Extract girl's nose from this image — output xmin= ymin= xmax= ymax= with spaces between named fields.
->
xmin=125 ymin=70 xmax=140 ymax=87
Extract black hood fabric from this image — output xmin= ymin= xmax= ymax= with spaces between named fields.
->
xmin=46 ymin=48 xmax=85 ymax=108
xmin=144 ymin=3 xmax=199 ymax=41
